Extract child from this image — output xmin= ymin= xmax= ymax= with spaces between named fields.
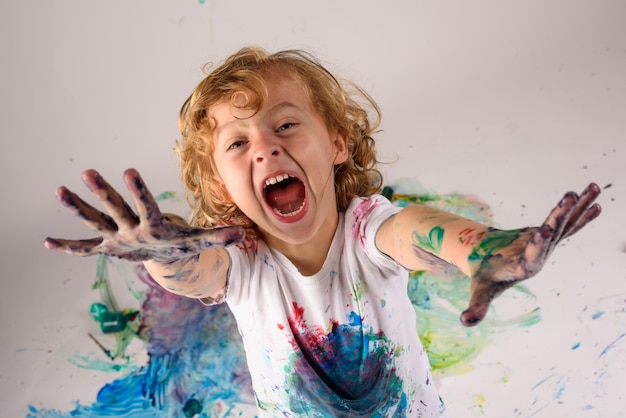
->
xmin=45 ymin=46 xmax=602 ymax=417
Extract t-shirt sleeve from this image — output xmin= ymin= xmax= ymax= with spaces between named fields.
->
xmin=196 ymin=238 xmax=255 ymax=306
xmin=348 ymin=195 xmax=405 ymax=272
xmin=221 ymin=238 xmax=258 ymax=305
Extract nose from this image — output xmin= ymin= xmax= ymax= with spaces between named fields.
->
xmin=254 ymin=134 xmax=281 ymax=163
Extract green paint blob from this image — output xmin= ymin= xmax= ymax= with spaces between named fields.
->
xmin=98 ymin=311 xmax=128 ymax=333
xmin=90 ymin=302 xmax=109 ymax=321
xmin=183 ymin=398 xmax=202 ymax=417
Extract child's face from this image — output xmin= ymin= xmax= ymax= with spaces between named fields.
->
xmin=210 ymin=76 xmax=348 ymax=247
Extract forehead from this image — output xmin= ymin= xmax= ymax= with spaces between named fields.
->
xmin=210 ymin=75 xmax=312 ymax=123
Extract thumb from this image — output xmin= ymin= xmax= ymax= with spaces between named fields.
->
xmin=460 ymin=302 xmax=490 ymax=327
xmin=460 ymin=279 xmax=494 ymax=327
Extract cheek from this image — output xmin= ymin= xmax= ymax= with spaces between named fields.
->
xmin=214 ymin=160 xmax=248 ymax=202
xmin=211 ymin=152 xmax=228 ymax=182
xmin=210 ymin=155 xmax=231 ymax=193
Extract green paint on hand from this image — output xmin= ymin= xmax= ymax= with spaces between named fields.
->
xmin=468 ymin=229 xmax=521 ymax=263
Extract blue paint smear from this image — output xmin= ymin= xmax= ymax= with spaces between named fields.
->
xmin=28 ymin=266 xmax=255 ymax=418
xmin=599 ymin=333 xmax=626 ymax=358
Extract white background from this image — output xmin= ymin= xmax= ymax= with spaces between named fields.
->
xmin=1 ymin=1 xmax=625 ymax=417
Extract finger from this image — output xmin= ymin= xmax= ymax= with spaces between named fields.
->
xmin=561 ymin=183 xmax=602 ymax=238
xmin=81 ymin=169 xmax=140 ymax=229
xmin=460 ymin=277 xmax=515 ymax=326
xmin=460 ymin=281 xmax=492 ymax=327
xmin=43 ymin=236 xmax=104 ymax=256
xmin=534 ymin=192 xmax=579 ymax=258
xmin=123 ymin=168 xmax=164 ymax=229
xmin=55 ymin=186 xmax=119 ymax=233
xmin=521 ymin=193 xmax=575 ymax=271
xmin=563 ymin=202 xmax=601 ymax=239
xmin=460 ymin=305 xmax=489 ymax=327
xmin=551 ymin=192 xmax=580 ymax=240
xmin=572 ymin=183 xmax=601 ymax=217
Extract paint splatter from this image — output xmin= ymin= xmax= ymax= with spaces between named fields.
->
xmin=29 ymin=185 xmax=542 ymax=416
xmin=276 ymin=304 xmax=407 ymax=416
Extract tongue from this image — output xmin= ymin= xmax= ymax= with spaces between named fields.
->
xmin=266 ymin=180 xmax=305 ymax=214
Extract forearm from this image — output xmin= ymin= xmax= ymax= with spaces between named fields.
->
xmin=378 ymin=204 xmax=491 ymax=276
xmin=143 ymin=247 xmax=230 ymax=299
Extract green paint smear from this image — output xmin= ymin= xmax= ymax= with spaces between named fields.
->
xmin=468 ymin=229 xmax=521 ymax=263
xmin=412 ymin=226 xmax=445 ymax=254
xmin=409 ymin=269 xmax=541 ymax=376
xmin=68 ymin=353 xmax=134 ymax=373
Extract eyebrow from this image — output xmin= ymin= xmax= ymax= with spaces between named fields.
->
xmin=214 ymin=119 xmax=245 ymax=140
xmin=268 ymin=101 xmax=300 ymax=116
xmin=214 ymin=101 xmax=302 ymax=139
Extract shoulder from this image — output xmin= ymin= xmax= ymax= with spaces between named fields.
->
xmin=341 ymin=195 xmax=407 ymax=275
xmin=344 ymin=195 xmax=400 ymax=253
xmin=346 ymin=194 xmax=400 ymax=233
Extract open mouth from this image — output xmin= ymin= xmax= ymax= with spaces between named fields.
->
xmin=263 ymin=173 xmax=306 ymax=217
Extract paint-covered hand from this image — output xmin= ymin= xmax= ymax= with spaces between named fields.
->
xmin=461 ymin=183 xmax=602 ymax=327
xmin=44 ymin=169 xmax=245 ymax=262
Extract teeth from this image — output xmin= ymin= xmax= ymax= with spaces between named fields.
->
xmin=273 ymin=201 xmax=305 ymax=217
xmin=265 ymin=173 xmax=292 ymax=188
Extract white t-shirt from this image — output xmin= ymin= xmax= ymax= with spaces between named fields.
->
xmin=225 ymin=195 xmax=446 ymax=417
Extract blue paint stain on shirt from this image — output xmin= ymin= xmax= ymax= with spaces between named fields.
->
xmin=282 ymin=312 xmax=408 ymax=417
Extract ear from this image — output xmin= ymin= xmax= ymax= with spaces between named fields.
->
xmin=331 ymin=131 xmax=349 ymax=165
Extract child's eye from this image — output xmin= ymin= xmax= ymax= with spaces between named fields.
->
xmin=227 ymin=140 xmax=246 ymax=150
xmin=276 ymin=123 xmax=297 ymax=133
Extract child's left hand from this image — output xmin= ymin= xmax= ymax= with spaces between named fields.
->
xmin=461 ymin=183 xmax=602 ymax=327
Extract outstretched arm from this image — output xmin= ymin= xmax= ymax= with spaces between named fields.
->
xmin=44 ymin=169 xmax=245 ymax=300
xmin=376 ymin=183 xmax=602 ymax=326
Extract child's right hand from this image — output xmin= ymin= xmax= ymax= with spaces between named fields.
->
xmin=44 ymin=168 xmax=245 ymax=262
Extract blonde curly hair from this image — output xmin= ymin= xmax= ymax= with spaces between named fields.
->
xmin=177 ymin=46 xmax=383 ymax=235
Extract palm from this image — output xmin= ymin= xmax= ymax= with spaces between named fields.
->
xmin=44 ymin=169 xmax=244 ymax=262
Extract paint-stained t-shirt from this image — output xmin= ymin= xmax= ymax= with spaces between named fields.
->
xmin=224 ymin=195 xmax=446 ymax=417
